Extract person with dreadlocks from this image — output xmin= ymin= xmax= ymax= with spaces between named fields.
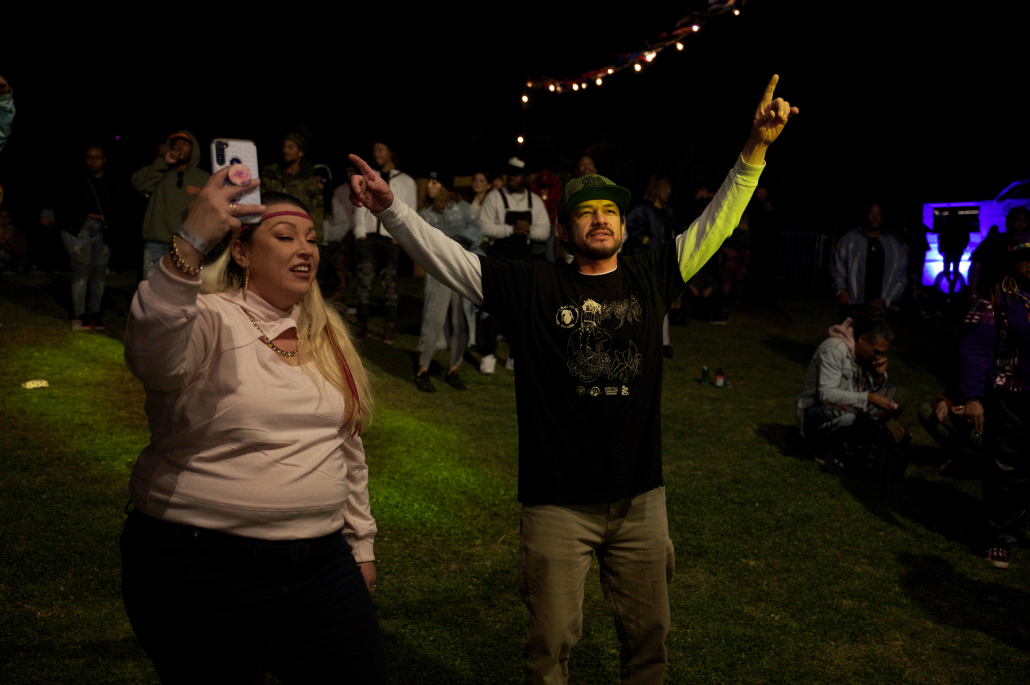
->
xmin=959 ymin=231 xmax=1030 ymax=570
xmin=120 ymin=170 xmax=386 ymax=683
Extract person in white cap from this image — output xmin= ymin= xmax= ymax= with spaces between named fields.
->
xmin=477 ymin=156 xmax=551 ymax=372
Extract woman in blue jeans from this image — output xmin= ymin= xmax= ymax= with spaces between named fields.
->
xmin=61 ymin=215 xmax=109 ymax=330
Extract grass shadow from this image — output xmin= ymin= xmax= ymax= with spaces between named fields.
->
xmin=841 ymin=476 xmax=982 ymax=552
xmin=898 ymin=553 xmax=1030 ymax=653
xmin=754 ymin=422 xmax=810 ymax=462
xmin=761 ymin=335 xmax=816 ymax=368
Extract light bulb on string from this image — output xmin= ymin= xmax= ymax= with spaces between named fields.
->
xmin=526 ymin=81 xmax=533 ymax=88
xmin=692 ymin=24 xmax=700 ymax=31
xmin=548 ymin=84 xmax=555 ymax=92
xmin=517 ymin=136 xmax=524 ymax=144
xmin=645 ymin=51 xmax=656 ymax=62
xmin=607 ymin=68 xmax=614 ymax=74
xmin=522 ymin=95 xmax=528 ymax=103
xmin=581 ymin=81 xmax=587 ymax=89
xmin=572 ymin=83 xmax=579 ymax=91
xmin=634 ymin=63 xmax=642 ymax=72
xmin=596 ymin=77 xmax=603 ymax=86
xmin=733 ymin=8 xmax=740 ymax=15
xmin=676 ymin=42 xmax=683 ymax=50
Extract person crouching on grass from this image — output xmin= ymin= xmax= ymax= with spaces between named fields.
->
xmin=121 ymin=170 xmax=386 ymax=684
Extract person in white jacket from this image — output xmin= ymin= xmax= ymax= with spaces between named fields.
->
xmin=121 ymin=173 xmax=386 ymax=684
xmin=796 ymin=313 xmax=903 ymax=459
xmin=351 ymin=141 xmax=417 ymax=342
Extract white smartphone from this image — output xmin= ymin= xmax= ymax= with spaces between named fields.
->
xmin=210 ymin=138 xmax=262 ymax=225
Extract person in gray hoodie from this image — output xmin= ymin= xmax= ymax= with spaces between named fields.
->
xmin=132 ymin=131 xmax=210 ymax=279
xmin=796 ymin=312 xmax=903 ymax=456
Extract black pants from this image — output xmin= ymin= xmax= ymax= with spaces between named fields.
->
xmin=121 ymin=511 xmax=388 ymax=684
xmin=983 ymin=390 xmax=1030 ymax=546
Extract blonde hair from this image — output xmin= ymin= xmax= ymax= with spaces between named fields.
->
xmin=201 ymin=245 xmax=374 ymax=435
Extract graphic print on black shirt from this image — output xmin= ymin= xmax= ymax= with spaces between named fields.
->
xmin=559 ymin=297 xmax=643 ymax=386
xmin=478 ymin=244 xmax=685 ymax=505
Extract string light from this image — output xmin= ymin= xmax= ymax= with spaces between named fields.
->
xmin=527 ymin=3 xmax=743 ymax=95
xmin=517 ymin=136 xmax=524 ymax=144
xmin=521 ymin=95 xmax=528 ymax=103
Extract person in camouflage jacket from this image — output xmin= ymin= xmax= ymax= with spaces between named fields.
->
xmin=260 ymin=132 xmax=325 ymax=242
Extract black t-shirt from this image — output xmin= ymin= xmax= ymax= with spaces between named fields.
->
xmin=864 ymin=235 xmax=885 ymax=303
xmin=478 ymin=244 xmax=685 ymax=505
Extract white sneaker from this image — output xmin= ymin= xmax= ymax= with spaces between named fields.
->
xmin=505 ymin=357 xmax=515 ymax=371
xmin=479 ymin=354 xmax=496 ymax=375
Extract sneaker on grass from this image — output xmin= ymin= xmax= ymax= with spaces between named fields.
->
xmin=413 ymin=373 xmax=436 ymax=393
xmin=444 ymin=372 xmax=466 ymax=391
xmin=479 ymin=354 xmax=496 ymax=375
xmin=986 ymin=547 xmax=1010 ymax=569
xmin=71 ymin=318 xmax=88 ymax=331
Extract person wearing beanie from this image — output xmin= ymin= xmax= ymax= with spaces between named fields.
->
xmin=413 ymin=168 xmax=482 ymax=392
xmin=348 ymin=75 xmax=797 ymax=684
xmin=260 ymin=132 xmax=325 ymax=243
xmin=958 ymin=232 xmax=1030 ymax=570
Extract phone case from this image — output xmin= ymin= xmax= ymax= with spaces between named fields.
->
xmin=210 ymin=138 xmax=262 ymax=225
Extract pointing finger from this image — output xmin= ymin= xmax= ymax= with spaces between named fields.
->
xmin=348 ymin=154 xmax=376 ymax=179
xmin=762 ymin=74 xmax=779 ymax=103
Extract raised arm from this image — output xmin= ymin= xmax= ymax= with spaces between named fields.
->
xmin=675 ymin=74 xmax=798 ymax=281
xmin=125 ymin=168 xmax=265 ymax=389
xmin=349 ymin=154 xmax=484 ymax=305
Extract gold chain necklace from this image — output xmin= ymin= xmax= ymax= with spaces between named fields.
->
xmin=244 ymin=310 xmax=310 ymax=358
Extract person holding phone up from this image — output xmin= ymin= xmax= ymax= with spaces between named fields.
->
xmin=121 ymin=170 xmax=386 ymax=683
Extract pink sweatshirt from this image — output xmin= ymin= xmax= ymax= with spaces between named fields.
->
xmin=124 ymin=260 xmax=376 ymax=561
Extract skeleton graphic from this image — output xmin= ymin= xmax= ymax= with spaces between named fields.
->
xmin=566 ymin=299 xmax=612 ymax=382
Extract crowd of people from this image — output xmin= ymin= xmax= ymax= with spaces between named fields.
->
xmin=2 ymin=68 xmax=1029 ymax=683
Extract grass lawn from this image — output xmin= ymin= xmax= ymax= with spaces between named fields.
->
xmin=2 ymin=270 xmax=1028 ymax=684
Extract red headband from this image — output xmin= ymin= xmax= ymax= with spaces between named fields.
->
xmin=262 ymin=210 xmax=313 ymax=222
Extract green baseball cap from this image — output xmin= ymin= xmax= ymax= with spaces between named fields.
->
xmin=557 ymin=174 xmax=631 ymax=222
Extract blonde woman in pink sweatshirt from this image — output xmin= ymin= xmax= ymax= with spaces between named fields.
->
xmin=121 ymin=169 xmax=387 ymax=684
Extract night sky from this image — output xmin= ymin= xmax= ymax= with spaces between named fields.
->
xmin=2 ymin=2 xmax=1027 ymax=234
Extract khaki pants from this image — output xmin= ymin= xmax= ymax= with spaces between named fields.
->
xmin=519 ymin=487 xmax=674 ymax=685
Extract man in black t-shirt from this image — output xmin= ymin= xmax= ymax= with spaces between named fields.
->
xmin=348 ymin=76 xmax=798 ymax=684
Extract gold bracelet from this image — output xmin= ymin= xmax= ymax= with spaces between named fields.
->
xmin=168 ymin=235 xmax=203 ymax=276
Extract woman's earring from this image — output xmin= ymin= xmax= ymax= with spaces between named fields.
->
xmin=244 ymin=265 xmax=249 ymax=294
